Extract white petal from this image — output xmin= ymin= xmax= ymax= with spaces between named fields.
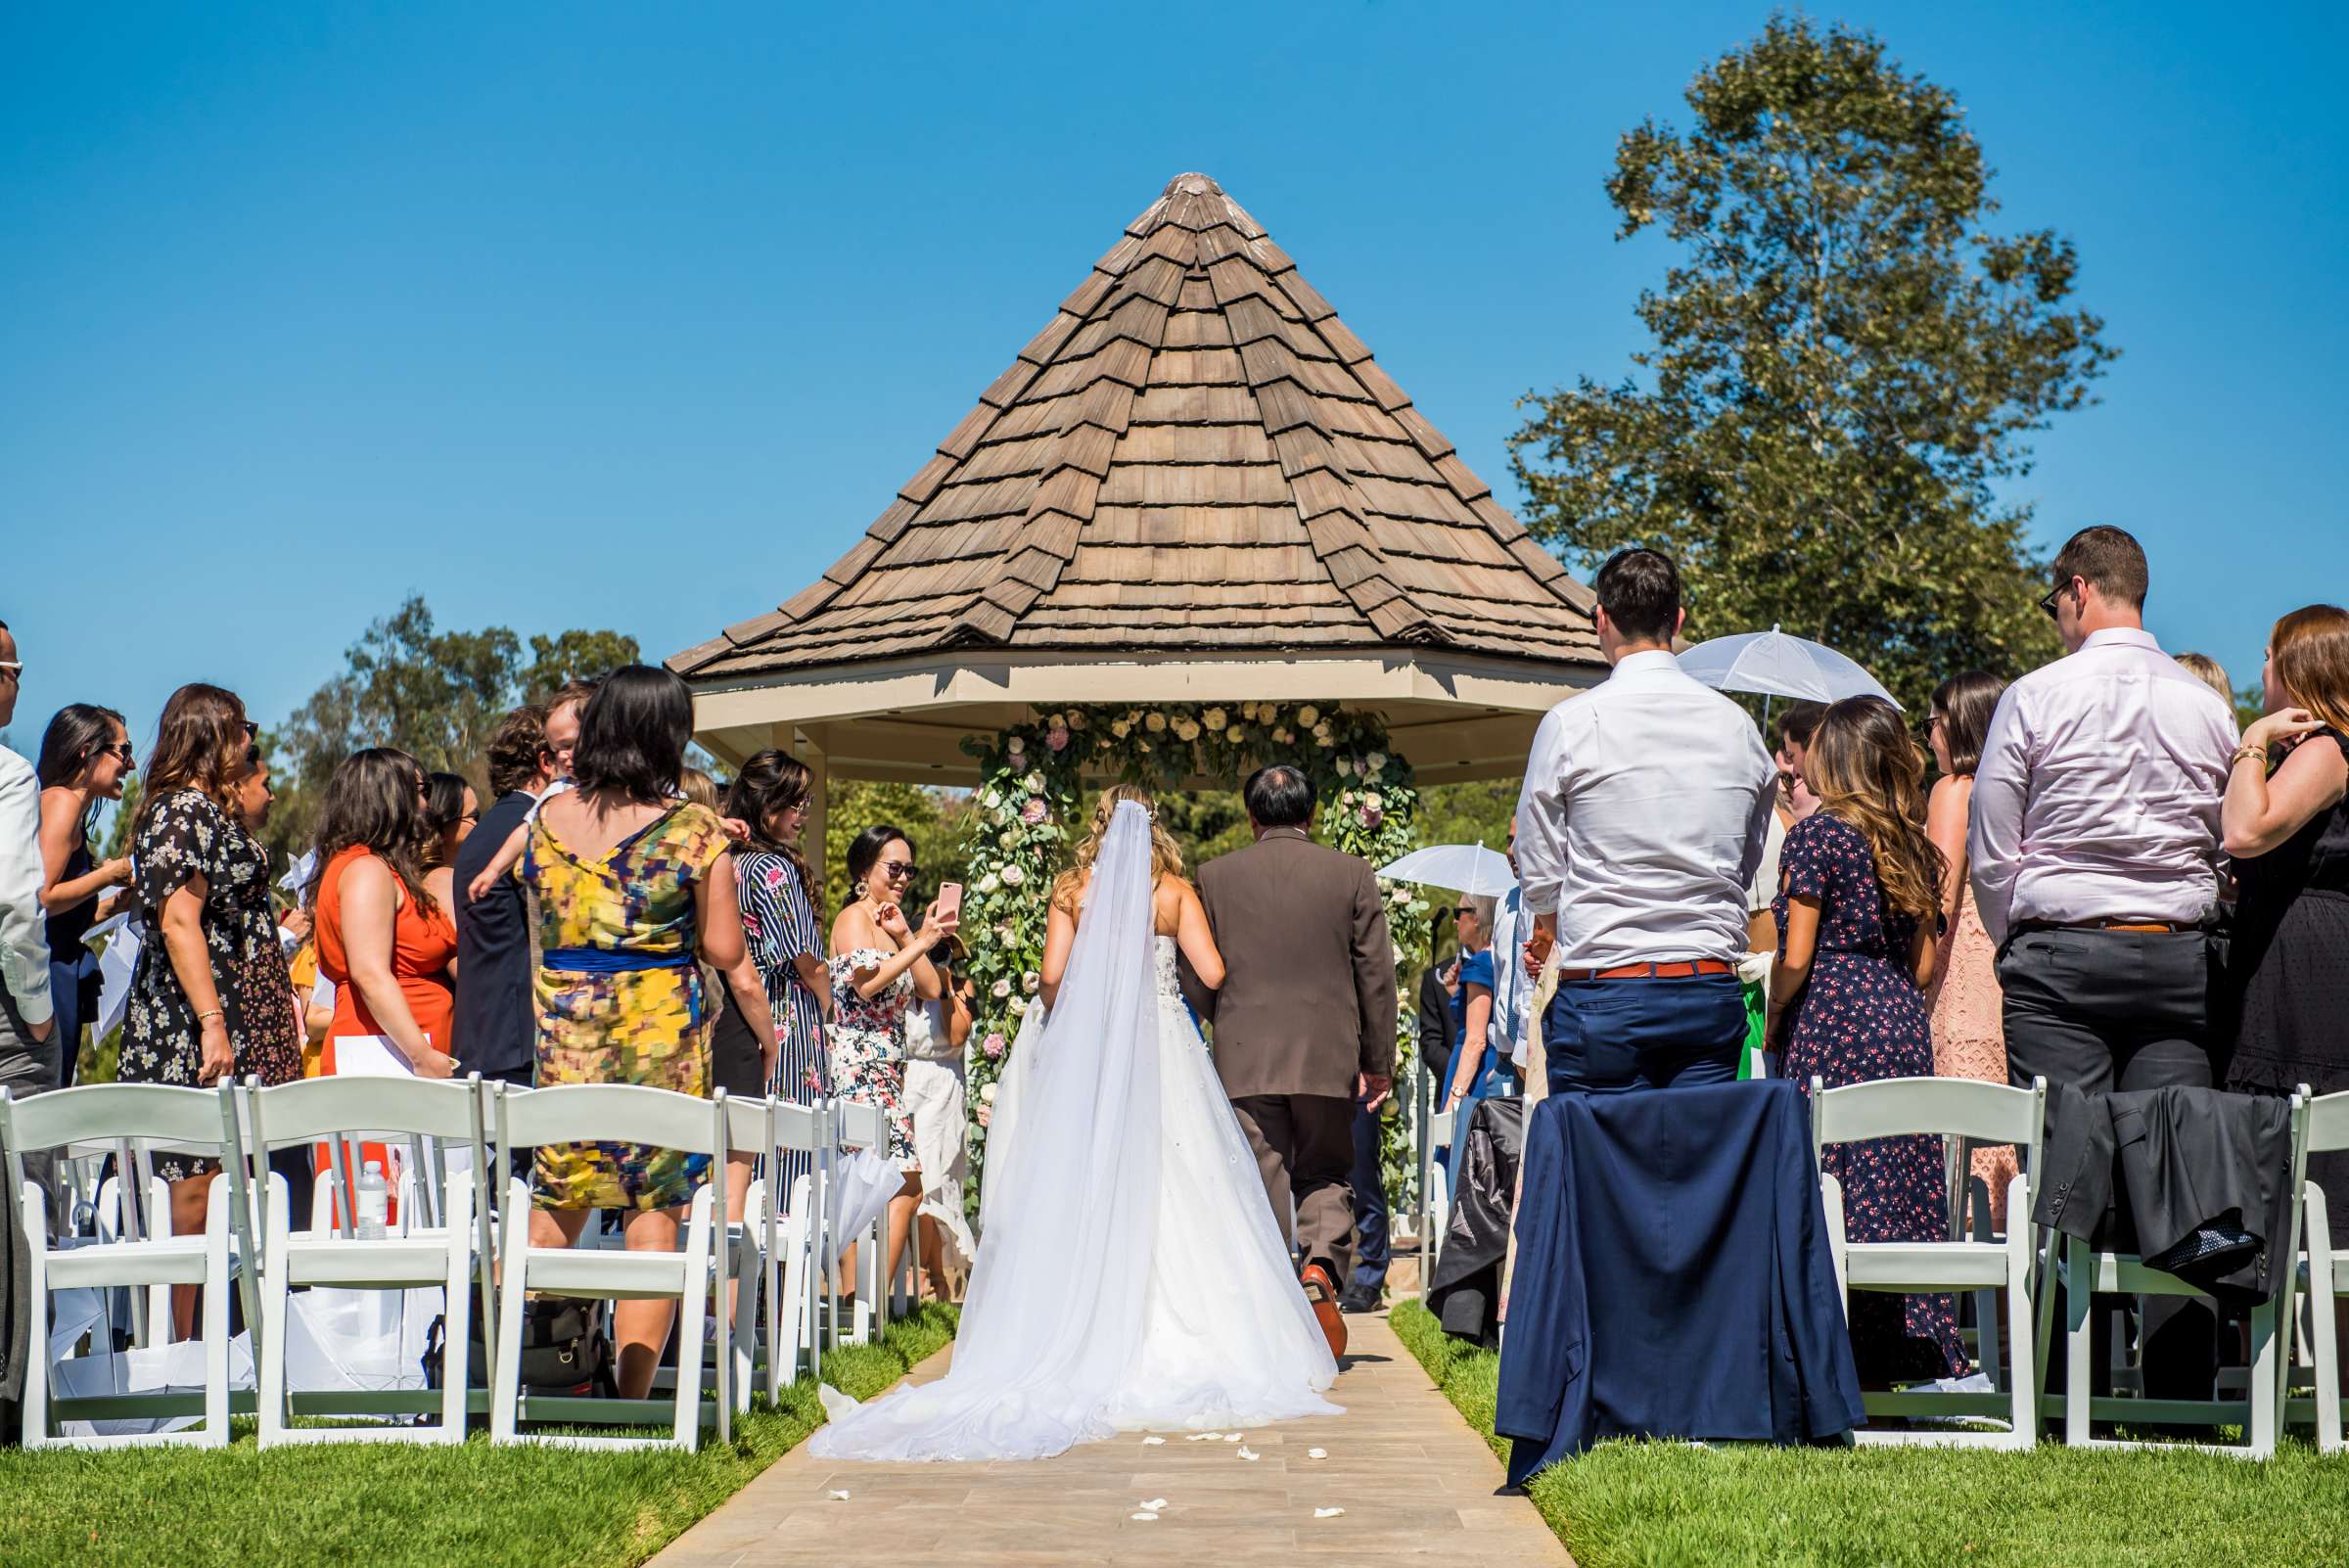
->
xmin=1237 ymin=1447 xmax=1260 ymax=1461
xmin=1187 ymin=1431 xmax=1221 ymax=1442
xmin=1141 ymin=1498 xmax=1169 ymax=1511
xmin=1308 ymin=1448 xmax=1327 ymax=1459
xmin=1141 ymin=1436 xmax=1167 ymax=1446
xmin=827 ymin=1490 xmax=852 ymax=1501
xmin=1314 ymin=1507 xmax=1347 ymax=1519
xmin=1222 ymin=1432 xmax=1245 ymax=1443
xmin=1130 ymin=1512 xmax=1159 ymax=1523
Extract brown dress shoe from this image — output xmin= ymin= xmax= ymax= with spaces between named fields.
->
xmin=1300 ymin=1263 xmax=1348 ymax=1360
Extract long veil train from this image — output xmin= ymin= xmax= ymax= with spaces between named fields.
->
xmin=810 ymin=800 xmax=1338 ymax=1462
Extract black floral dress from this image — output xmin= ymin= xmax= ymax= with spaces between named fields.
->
xmin=1774 ymin=812 xmax=1967 ymax=1384
xmin=121 ymin=788 xmax=299 ymax=1179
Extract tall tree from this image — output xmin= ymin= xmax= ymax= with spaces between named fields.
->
xmin=266 ymin=597 xmax=638 ymax=859
xmin=1509 ymin=15 xmax=2114 ymax=709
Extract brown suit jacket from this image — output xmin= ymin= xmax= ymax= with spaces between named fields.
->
xmin=1180 ymin=827 xmax=1398 ymax=1101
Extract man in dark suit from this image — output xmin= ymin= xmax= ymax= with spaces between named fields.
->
xmin=1181 ymin=764 xmax=1396 ymax=1359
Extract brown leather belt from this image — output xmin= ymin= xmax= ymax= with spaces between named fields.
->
xmin=2022 ymin=919 xmax=2197 ymax=935
xmin=1559 ymin=958 xmax=1736 ymax=984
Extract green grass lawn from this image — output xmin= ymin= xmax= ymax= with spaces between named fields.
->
xmin=1389 ymin=1300 xmax=2349 ymax=1568
xmin=0 ymin=1304 xmax=955 ymax=1568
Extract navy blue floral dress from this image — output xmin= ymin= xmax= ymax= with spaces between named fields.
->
xmin=1774 ymin=812 xmax=1967 ymax=1385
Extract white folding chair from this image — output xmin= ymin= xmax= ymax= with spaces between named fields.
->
xmin=0 ymin=1083 xmax=244 ymax=1449
xmin=1812 ymin=1074 xmax=2047 ymax=1448
xmin=2285 ymin=1086 xmax=2348 ymax=1451
xmin=1417 ymin=1107 xmax=1456 ymax=1302
xmin=241 ymin=1074 xmax=489 ymax=1446
xmin=835 ymin=1097 xmax=891 ymax=1344
xmin=488 ymin=1083 xmax=730 ymax=1452
xmin=733 ymin=1097 xmax=830 ymax=1408
xmin=2039 ymin=1088 xmax=2309 ymax=1458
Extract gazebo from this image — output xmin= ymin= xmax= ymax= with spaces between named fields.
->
xmin=670 ymin=171 xmax=1603 ymax=867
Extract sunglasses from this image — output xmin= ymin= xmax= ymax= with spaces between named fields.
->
xmin=876 ymin=859 xmax=919 ymax=881
xmin=2038 ymin=582 xmax=2070 ymax=622
xmin=0 ymin=660 xmax=21 ymax=681
xmin=102 ymin=741 xmax=135 ymax=765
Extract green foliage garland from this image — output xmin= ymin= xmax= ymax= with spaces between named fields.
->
xmin=955 ymin=701 xmax=1430 ymax=1213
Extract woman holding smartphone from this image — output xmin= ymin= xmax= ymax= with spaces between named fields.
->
xmin=830 ymin=823 xmax=951 ymax=1294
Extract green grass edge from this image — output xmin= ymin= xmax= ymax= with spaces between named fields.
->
xmin=0 ymin=1303 xmax=957 ymax=1568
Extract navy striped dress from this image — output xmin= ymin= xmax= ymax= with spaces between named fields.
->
xmin=737 ymin=849 xmax=829 ymax=1203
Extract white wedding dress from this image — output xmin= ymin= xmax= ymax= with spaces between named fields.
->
xmin=810 ymin=801 xmax=1340 ymax=1462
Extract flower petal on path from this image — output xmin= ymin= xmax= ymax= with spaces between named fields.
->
xmin=1314 ymin=1507 xmax=1346 ymax=1519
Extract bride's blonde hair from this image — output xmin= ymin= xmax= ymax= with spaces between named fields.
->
xmin=1050 ymin=784 xmax=1185 ymax=911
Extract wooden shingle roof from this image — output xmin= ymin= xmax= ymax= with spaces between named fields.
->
xmin=671 ymin=173 xmax=1595 ymax=680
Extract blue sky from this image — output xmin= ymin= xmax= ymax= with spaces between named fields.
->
xmin=4 ymin=1 xmax=2342 ymax=756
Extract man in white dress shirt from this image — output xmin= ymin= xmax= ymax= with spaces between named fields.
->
xmin=1969 ymin=525 xmax=2237 ymax=1096
xmin=1968 ymin=526 xmax=2236 ymax=1408
xmin=1516 ymin=549 xmax=1778 ymax=1093
xmin=1490 ymin=817 xmax=1530 ymax=1074
xmin=0 ymin=618 xmax=59 ymax=1413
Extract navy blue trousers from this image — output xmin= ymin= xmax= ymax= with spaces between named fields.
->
xmin=1543 ymin=972 xmax=1747 ymax=1095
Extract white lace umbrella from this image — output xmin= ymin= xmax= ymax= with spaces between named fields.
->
xmin=1378 ymin=844 xmax=1513 ymax=899
xmin=1676 ymin=624 xmax=1902 ymax=711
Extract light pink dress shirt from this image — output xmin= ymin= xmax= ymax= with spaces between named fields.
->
xmin=1967 ymin=627 xmax=2236 ymax=944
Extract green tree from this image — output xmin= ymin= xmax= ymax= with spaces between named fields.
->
xmin=821 ymin=780 xmax=971 ymax=925
xmin=1509 ymin=15 xmax=2113 ymax=711
xmin=267 ymin=597 xmax=638 ymax=862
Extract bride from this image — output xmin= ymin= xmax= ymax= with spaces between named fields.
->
xmin=810 ymin=786 xmax=1341 ymax=1461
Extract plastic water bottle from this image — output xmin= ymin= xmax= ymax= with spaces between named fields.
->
xmin=356 ymin=1161 xmax=390 ymax=1239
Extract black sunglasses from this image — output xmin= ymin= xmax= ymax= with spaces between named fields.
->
xmin=102 ymin=741 xmax=135 ymax=765
xmin=876 ymin=859 xmax=919 ymax=880
xmin=2038 ymin=582 xmax=2070 ymax=622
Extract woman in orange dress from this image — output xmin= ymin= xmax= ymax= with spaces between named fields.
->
xmin=309 ymin=749 xmax=460 ymax=1218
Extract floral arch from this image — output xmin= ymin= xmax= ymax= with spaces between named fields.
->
xmin=955 ymin=700 xmax=1432 ymax=1207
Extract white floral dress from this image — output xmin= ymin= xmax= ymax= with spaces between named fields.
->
xmin=829 ymin=946 xmax=917 ymax=1169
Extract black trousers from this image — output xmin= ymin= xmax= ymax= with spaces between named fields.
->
xmin=1999 ymin=927 xmax=2223 ymax=1406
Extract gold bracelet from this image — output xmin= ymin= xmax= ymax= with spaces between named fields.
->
xmin=196 ymin=1007 xmax=223 ymax=1023
xmin=2232 ymin=743 xmax=2268 ymax=767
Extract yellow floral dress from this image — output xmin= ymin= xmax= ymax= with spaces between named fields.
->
xmin=520 ymin=800 xmax=730 ymax=1211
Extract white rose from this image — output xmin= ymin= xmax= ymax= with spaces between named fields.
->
xmin=1361 ymin=790 xmax=1382 ymax=808
xmin=998 ymin=830 xmax=1017 ymax=850
xmin=1024 ymin=770 xmax=1045 ymax=793
xmin=1203 ymin=707 xmax=1227 ymax=730
xmin=1007 ymin=735 xmax=1026 ymax=756
xmin=1341 ymin=790 xmax=1357 ymax=807
xmin=1001 ymin=863 xmax=1026 ymax=887
xmin=1273 ymin=726 xmax=1292 ymax=744
xmin=1366 ymin=751 xmax=1389 ymax=773
xmin=1314 ymin=728 xmax=1334 ymax=748
xmin=1145 ymin=713 xmax=1167 ymax=733
xmin=990 ymin=978 xmax=1012 ymax=999
xmin=1111 ymin=720 xmax=1131 ymax=739
xmin=983 ymin=789 xmax=1000 ymax=808
xmin=1048 ymin=713 xmax=1065 ymax=728
xmin=1335 ymin=756 xmax=1354 ymax=776
xmin=1298 ymin=705 xmax=1320 ymax=726
xmin=981 ymin=1082 xmax=998 ymax=1104
xmin=1022 ymin=971 xmax=1040 ymax=993
xmin=1174 ymin=719 xmax=1200 ymax=742
xmin=1068 ymin=709 xmax=1087 ymax=729
xmin=979 ymin=874 xmax=1000 ymax=896
xmin=1227 ymin=725 xmax=1246 ymax=743
xmin=1389 ymin=885 xmax=1409 ymax=905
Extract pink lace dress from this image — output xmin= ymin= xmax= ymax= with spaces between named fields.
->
xmin=1928 ymin=883 xmax=2019 ymax=1226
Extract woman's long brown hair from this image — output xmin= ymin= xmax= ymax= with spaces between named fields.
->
xmin=2270 ymin=605 xmax=2349 ymax=734
xmin=136 ymin=683 xmax=250 ymax=836
xmin=1806 ymin=697 xmax=1946 ymax=924
xmin=308 ymin=747 xmax=437 ymax=916
xmin=725 ymin=750 xmax=822 ymax=921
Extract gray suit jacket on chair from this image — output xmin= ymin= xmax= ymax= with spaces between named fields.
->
xmin=1179 ymin=827 xmax=1398 ymax=1101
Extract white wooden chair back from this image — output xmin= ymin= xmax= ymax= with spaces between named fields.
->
xmin=2288 ymin=1086 xmax=2348 ymax=1451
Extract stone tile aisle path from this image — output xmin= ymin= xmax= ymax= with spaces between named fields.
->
xmin=649 ymin=1311 xmax=1575 ymax=1568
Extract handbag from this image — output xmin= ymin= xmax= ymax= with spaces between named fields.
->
xmin=422 ymin=1293 xmax=616 ymax=1397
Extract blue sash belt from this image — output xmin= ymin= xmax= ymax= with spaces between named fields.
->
xmin=541 ymin=945 xmax=693 ymax=975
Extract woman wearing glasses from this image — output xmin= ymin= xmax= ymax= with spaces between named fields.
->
xmin=35 ymin=704 xmax=136 ymax=1087
xmin=119 ymin=684 xmax=299 ymax=1336
xmin=830 ymin=823 xmax=951 ymax=1293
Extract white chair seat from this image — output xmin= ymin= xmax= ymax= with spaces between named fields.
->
xmin=1843 ymin=1240 xmax=2012 ymax=1289
xmin=523 ymin=1245 xmax=701 ymax=1299
xmin=282 ymin=1233 xmax=464 ymax=1287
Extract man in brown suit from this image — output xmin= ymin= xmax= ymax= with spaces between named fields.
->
xmin=1180 ymin=764 xmax=1396 ymax=1359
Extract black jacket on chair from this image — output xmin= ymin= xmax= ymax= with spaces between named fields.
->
xmin=2032 ymin=1083 xmax=2295 ymax=1303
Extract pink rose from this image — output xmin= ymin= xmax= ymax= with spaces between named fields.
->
xmin=983 ymin=1032 xmax=1006 ymax=1059
xmin=1359 ymin=801 xmax=1384 ymax=829
xmin=976 ymin=1103 xmax=993 ymax=1129
xmin=1021 ymin=797 xmax=1048 ymax=825
xmin=1046 ymin=726 xmax=1070 ymax=754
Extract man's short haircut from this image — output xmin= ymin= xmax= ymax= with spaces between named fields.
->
xmin=1592 ymin=547 xmax=1681 ymax=645
xmin=486 ymin=703 xmax=549 ymax=798
xmin=2051 ymin=525 xmax=2148 ymax=610
xmin=1242 ymin=763 xmax=1314 ymax=829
